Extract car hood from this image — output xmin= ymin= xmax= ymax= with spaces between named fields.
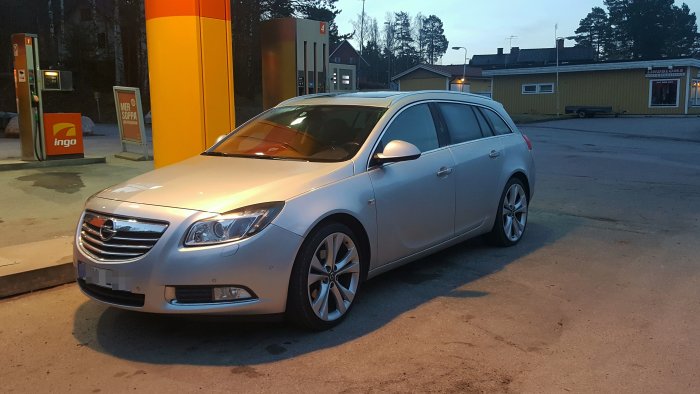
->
xmin=96 ymin=155 xmax=353 ymax=213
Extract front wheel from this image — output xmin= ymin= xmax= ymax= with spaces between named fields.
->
xmin=486 ymin=178 xmax=529 ymax=247
xmin=286 ymin=222 xmax=364 ymax=330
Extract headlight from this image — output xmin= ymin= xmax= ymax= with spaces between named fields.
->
xmin=184 ymin=202 xmax=284 ymax=246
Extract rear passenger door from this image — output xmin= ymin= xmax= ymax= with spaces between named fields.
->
xmin=436 ymin=102 xmax=505 ymax=235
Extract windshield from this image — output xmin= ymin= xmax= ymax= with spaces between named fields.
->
xmin=207 ymin=105 xmax=386 ymax=162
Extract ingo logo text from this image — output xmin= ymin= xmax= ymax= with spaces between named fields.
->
xmin=43 ymin=113 xmax=83 ymax=157
xmin=53 ymin=122 xmax=78 ymax=147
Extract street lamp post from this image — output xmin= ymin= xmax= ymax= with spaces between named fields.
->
xmin=452 ymin=46 xmax=467 ymax=92
xmin=555 ymin=35 xmax=575 ymax=117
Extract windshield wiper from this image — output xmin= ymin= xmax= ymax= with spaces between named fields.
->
xmin=201 ymin=151 xmax=239 ymax=157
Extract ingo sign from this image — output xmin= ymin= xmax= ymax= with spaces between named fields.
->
xmin=43 ymin=113 xmax=84 ymax=157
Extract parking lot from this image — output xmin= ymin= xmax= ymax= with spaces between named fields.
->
xmin=1 ymin=117 xmax=699 ymax=393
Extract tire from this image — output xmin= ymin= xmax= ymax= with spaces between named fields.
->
xmin=577 ymin=110 xmax=587 ymax=118
xmin=286 ymin=222 xmax=364 ymax=330
xmin=486 ymin=178 xmax=529 ymax=247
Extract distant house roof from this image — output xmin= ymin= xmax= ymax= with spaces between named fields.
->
xmin=483 ymin=57 xmax=700 ymax=76
xmin=391 ymin=64 xmax=484 ymax=81
xmin=471 ymin=46 xmax=595 ymax=69
xmin=329 ymin=40 xmax=370 ymax=67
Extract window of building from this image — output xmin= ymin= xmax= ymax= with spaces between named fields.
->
xmin=522 ymin=84 xmax=537 ymax=94
xmin=522 ymin=83 xmax=554 ymax=95
xmin=690 ymin=79 xmax=700 ymax=107
xmin=538 ymin=83 xmax=554 ymax=93
xmin=649 ymin=79 xmax=679 ymax=107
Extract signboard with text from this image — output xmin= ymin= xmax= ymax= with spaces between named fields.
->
xmin=43 ymin=113 xmax=84 ymax=158
xmin=645 ymin=67 xmax=686 ymax=78
xmin=113 ymin=86 xmax=149 ymax=159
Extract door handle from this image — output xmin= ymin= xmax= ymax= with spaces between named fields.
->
xmin=436 ymin=167 xmax=453 ymax=177
xmin=488 ymin=150 xmax=500 ymax=158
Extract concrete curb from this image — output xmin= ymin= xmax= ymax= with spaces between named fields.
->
xmin=0 ymin=157 xmax=106 ymax=171
xmin=0 ymin=263 xmax=74 ymax=299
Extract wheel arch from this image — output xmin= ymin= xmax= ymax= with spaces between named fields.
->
xmin=509 ymin=170 xmax=531 ymax=200
xmin=303 ymin=212 xmax=372 ymax=279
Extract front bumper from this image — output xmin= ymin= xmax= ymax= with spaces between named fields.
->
xmin=73 ymin=197 xmax=303 ymax=315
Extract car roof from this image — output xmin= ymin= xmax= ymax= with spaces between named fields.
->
xmin=277 ymin=90 xmax=496 ymax=109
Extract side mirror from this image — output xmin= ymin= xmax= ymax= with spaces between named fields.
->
xmin=372 ymin=140 xmax=421 ymax=166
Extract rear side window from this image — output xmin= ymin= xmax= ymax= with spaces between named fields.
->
xmin=437 ymin=103 xmax=482 ymax=144
xmin=380 ymin=104 xmax=439 ymax=152
xmin=480 ymin=108 xmax=513 ymax=135
xmin=473 ymin=108 xmax=493 ymax=137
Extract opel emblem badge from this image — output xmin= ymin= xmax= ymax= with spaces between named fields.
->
xmin=100 ymin=219 xmax=117 ymax=241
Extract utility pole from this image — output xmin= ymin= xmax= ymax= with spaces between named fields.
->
xmin=555 ymin=24 xmax=559 ymax=117
xmin=358 ymin=0 xmax=365 ymax=90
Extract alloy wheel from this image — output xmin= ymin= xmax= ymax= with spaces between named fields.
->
xmin=501 ymin=183 xmax=528 ymax=242
xmin=307 ymin=232 xmax=361 ymax=321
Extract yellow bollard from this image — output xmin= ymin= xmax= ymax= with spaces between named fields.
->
xmin=145 ymin=0 xmax=235 ymax=168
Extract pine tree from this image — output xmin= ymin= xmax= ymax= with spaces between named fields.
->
xmin=420 ymin=15 xmax=448 ymax=65
xmin=574 ymin=7 xmax=612 ymax=60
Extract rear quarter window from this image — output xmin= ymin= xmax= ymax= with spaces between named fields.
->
xmin=480 ymin=107 xmax=513 ymax=135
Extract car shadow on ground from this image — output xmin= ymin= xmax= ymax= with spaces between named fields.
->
xmin=72 ymin=215 xmax=573 ymax=366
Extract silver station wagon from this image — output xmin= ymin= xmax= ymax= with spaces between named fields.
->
xmin=74 ymin=91 xmax=535 ymax=330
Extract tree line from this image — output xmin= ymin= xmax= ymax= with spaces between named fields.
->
xmin=574 ymin=0 xmax=699 ymax=60
xmin=352 ymin=11 xmax=449 ymax=88
xmin=0 ymin=0 xmax=451 ymax=121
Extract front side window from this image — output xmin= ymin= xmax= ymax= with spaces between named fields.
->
xmin=209 ymin=105 xmax=385 ymax=162
xmin=379 ymin=104 xmax=439 ymax=153
xmin=438 ymin=103 xmax=483 ymax=144
xmin=649 ymin=79 xmax=679 ymax=107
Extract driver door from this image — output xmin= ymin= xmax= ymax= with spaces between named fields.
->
xmin=368 ymin=103 xmax=456 ymax=266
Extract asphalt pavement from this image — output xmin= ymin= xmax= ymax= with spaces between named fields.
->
xmin=0 ymin=124 xmax=153 ymax=297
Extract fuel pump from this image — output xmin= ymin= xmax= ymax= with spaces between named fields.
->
xmin=12 ymin=33 xmax=45 ymax=161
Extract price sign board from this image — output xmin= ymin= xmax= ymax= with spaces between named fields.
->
xmin=113 ymin=86 xmax=149 ymax=159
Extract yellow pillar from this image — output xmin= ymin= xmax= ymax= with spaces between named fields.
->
xmin=145 ymin=0 xmax=235 ymax=168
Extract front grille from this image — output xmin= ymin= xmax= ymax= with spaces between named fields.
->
xmin=80 ymin=211 xmax=168 ymax=261
xmin=78 ymin=279 xmax=145 ymax=307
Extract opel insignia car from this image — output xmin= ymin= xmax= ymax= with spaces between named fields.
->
xmin=74 ymin=91 xmax=534 ymax=330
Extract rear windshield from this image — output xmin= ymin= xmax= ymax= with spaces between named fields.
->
xmin=207 ymin=105 xmax=386 ymax=162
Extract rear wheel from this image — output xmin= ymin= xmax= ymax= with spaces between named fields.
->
xmin=286 ymin=222 xmax=363 ymax=330
xmin=486 ymin=178 xmax=528 ymax=247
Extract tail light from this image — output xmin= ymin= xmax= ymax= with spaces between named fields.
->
xmin=522 ymin=134 xmax=533 ymax=150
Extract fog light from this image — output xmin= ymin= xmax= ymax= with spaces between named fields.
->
xmin=213 ymin=286 xmax=252 ymax=301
